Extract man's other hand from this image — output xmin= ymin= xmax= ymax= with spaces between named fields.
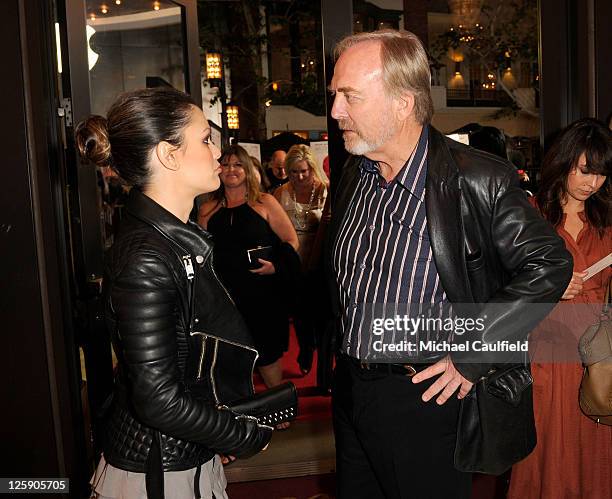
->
xmin=412 ymin=356 xmax=473 ymax=405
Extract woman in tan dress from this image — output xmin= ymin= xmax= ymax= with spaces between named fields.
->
xmin=508 ymin=118 xmax=612 ymax=499
xmin=274 ymin=145 xmax=328 ymax=268
xmin=274 ymin=145 xmax=329 ymax=375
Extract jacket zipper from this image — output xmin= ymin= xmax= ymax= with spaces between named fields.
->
xmin=182 ymin=255 xmax=195 ymax=280
xmin=209 ymin=252 xmax=236 ymax=306
xmin=183 ymin=254 xmax=197 ymax=334
xmin=191 ymin=331 xmax=258 ymax=396
xmin=196 ymin=336 xmax=207 ymax=380
xmin=210 ymin=339 xmax=219 ymax=403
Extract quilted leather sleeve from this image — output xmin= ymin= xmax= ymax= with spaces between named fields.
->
xmin=110 ymin=251 xmax=271 ymax=458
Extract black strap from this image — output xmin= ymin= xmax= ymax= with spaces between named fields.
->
xmin=194 ymin=463 xmax=202 ymax=498
xmin=145 ymin=431 xmax=165 ymax=499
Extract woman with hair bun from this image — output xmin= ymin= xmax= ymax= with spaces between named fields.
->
xmin=77 ymin=87 xmax=272 ymax=499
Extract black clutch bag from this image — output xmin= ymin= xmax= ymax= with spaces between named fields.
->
xmin=222 ymin=382 xmax=298 ymax=427
xmin=454 ymin=364 xmax=536 ymax=475
xmin=246 ymin=245 xmax=274 ymax=269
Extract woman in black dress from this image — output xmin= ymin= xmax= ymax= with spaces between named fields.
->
xmin=198 ymin=145 xmax=299 ymax=390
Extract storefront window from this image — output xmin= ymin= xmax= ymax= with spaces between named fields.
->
xmin=198 ymin=1 xmax=327 ymax=154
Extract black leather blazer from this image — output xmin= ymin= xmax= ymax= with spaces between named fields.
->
xmin=326 ymin=126 xmax=573 ymax=381
xmin=102 ymin=189 xmax=271 ymax=473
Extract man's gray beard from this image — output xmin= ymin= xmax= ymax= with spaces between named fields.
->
xmin=343 ymin=119 xmax=398 ymax=156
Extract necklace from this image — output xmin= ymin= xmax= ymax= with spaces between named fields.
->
xmin=292 ymin=183 xmax=316 ymax=230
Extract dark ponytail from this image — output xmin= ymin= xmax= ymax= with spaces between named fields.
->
xmin=75 ymin=87 xmax=196 ymax=188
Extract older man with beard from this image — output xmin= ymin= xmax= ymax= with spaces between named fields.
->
xmin=325 ymin=30 xmax=572 ymax=499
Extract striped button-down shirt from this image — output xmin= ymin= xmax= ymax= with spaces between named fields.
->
xmin=333 ymin=125 xmax=449 ymax=360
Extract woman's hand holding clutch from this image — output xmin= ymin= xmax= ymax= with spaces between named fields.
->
xmin=249 ymin=258 xmax=276 ymax=275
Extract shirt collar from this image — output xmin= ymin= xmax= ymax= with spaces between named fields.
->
xmin=358 ymin=125 xmax=429 ymax=198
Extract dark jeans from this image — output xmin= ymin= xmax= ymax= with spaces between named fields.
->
xmin=332 ymin=356 xmax=472 ymax=499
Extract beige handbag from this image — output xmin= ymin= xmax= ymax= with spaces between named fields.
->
xmin=578 ymin=279 xmax=612 ymax=425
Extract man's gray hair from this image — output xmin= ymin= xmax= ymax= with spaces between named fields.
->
xmin=334 ymin=30 xmax=433 ymax=125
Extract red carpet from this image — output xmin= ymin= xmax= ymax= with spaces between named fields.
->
xmin=252 ymin=326 xmax=332 ymax=422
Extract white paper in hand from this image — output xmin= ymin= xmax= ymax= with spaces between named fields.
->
xmin=583 ymin=252 xmax=612 ymax=281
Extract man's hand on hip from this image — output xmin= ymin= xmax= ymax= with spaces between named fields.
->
xmin=412 ymin=356 xmax=473 ymax=405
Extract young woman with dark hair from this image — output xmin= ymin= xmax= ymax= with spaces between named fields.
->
xmin=76 ymin=87 xmax=272 ymax=499
xmin=535 ymin=118 xmax=611 ymax=237
xmin=509 ymin=118 xmax=612 ymax=499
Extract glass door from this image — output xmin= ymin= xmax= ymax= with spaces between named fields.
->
xmin=55 ymin=0 xmax=200 ymax=480
xmin=85 ymin=0 xmax=188 ymax=116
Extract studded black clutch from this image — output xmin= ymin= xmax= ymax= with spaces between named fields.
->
xmin=223 ymin=381 xmax=298 ymax=427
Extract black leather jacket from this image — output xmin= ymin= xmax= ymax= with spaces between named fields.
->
xmin=326 ymin=126 xmax=573 ymax=381
xmin=102 ymin=190 xmax=271 ymax=474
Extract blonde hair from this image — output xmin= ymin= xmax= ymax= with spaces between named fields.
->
xmin=285 ymin=144 xmax=329 ymax=186
xmin=334 ymin=29 xmax=433 ymax=125
xmin=213 ymin=145 xmax=262 ymax=203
